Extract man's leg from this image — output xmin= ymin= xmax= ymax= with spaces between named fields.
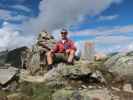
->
xmin=66 ymin=49 xmax=75 ymax=64
xmin=46 ymin=51 xmax=54 ymax=70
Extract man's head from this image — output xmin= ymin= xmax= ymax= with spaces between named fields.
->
xmin=60 ymin=29 xmax=68 ymax=40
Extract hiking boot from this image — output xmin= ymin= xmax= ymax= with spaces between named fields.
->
xmin=66 ymin=61 xmax=74 ymax=65
xmin=47 ymin=64 xmax=53 ymax=71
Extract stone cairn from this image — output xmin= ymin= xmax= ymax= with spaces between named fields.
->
xmin=80 ymin=41 xmax=95 ymax=63
xmin=21 ymin=31 xmax=56 ymax=75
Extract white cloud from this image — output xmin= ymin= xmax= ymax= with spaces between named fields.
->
xmin=11 ymin=15 xmax=28 ymax=21
xmin=52 ymin=29 xmax=61 ymax=40
xmin=12 ymin=5 xmax=31 ymax=12
xmin=0 ymin=22 xmax=34 ymax=51
xmin=98 ymin=15 xmax=119 ymax=21
xmin=0 ymin=0 xmax=123 ymax=52
xmin=115 ymin=43 xmax=133 ymax=53
xmin=126 ymin=43 xmax=133 ymax=52
xmin=75 ymin=41 xmax=84 ymax=56
xmin=0 ymin=9 xmax=28 ymax=21
xmin=22 ymin=0 xmax=121 ymax=34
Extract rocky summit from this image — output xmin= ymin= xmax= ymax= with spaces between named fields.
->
xmin=104 ymin=52 xmax=133 ymax=84
xmin=0 ymin=31 xmax=133 ymax=100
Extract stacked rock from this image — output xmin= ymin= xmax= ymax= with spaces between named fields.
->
xmin=24 ymin=31 xmax=56 ymax=75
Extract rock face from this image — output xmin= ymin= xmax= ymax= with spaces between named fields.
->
xmin=104 ymin=52 xmax=133 ymax=80
xmin=20 ymin=61 xmax=106 ymax=87
xmin=43 ymin=62 xmax=93 ymax=85
xmin=52 ymin=88 xmax=112 ymax=100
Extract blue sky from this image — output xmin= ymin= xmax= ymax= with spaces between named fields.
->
xmin=0 ymin=0 xmax=133 ymax=53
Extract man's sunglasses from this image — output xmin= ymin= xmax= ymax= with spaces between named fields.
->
xmin=61 ymin=32 xmax=67 ymax=34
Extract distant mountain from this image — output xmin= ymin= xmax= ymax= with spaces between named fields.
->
xmin=0 ymin=50 xmax=8 ymax=66
xmin=0 ymin=46 xmax=28 ymax=68
xmin=5 ymin=46 xmax=28 ymax=68
xmin=107 ymin=52 xmax=119 ymax=57
xmin=108 ymin=51 xmax=133 ymax=57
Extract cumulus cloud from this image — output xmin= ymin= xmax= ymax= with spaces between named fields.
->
xmin=22 ymin=0 xmax=121 ymax=33
xmin=11 ymin=15 xmax=28 ymax=21
xmin=125 ymin=43 xmax=133 ymax=52
xmin=0 ymin=9 xmax=28 ymax=21
xmin=0 ymin=0 xmax=123 ymax=51
xmin=0 ymin=22 xmax=34 ymax=51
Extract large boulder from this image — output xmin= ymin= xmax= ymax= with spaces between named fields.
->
xmin=104 ymin=52 xmax=133 ymax=81
xmin=20 ymin=62 xmax=106 ymax=87
xmin=20 ymin=62 xmax=92 ymax=84
xmin=52 ymin=88 xmax=112 ymax=100
xmin=40 ymin=62 xmax=96 ymax=85
xmin=0 ymin=67 xmax=18 ymax=85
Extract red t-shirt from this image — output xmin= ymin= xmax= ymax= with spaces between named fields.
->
xmin=52 ymin=39 xmax=76 ymax=53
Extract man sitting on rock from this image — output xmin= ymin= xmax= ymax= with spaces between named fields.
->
xmin=47 ymin=29 xmax=77 ymax=70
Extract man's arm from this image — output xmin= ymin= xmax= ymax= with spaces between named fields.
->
xmin=70 ymin=40 xmax=77 ymax=51
xmin=51 ymin=43 xmax=59 ymax=53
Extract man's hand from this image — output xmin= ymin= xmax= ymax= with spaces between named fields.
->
xmin=66 ymin=49 xmax=70 ymax=54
